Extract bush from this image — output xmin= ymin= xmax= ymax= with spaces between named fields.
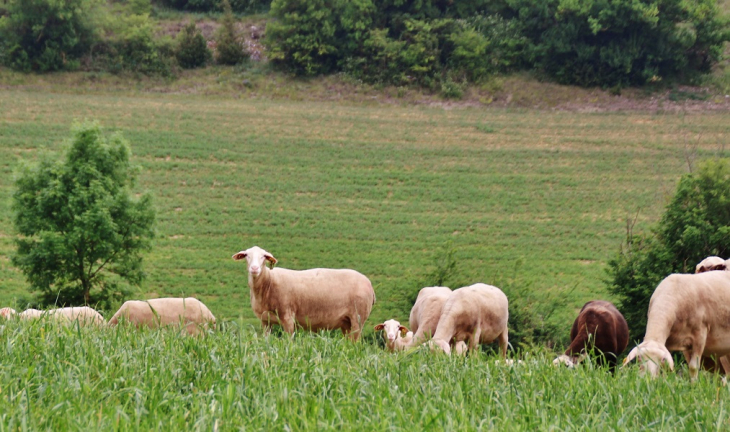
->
xmin=12 ymin=122 xmax=155 ymax=309
xmin=504 ymin=0 xmax=730 ymax=87
xmin=175 ymin=21 xmax=211 ymax=69
xmin=215 ymin=0 xmax=248 ymax=65
xmin=155 ymin=0 xmax=272 ymax=14
xmin=607 ymin=159 xmax=730 ymax=338
xmin=0 ymin=0 xmax=101 ymax=72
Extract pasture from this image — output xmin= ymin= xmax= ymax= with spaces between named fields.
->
xmin=1 ymin=88 xmax=730 ymax=429
xmin=1 ymin=90 xmax=728 ymax=335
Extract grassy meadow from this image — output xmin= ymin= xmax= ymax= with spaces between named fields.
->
xmin=1 ymin=85 xmax=730 ymax=430
xmin=1 ymin=89 xmax=729 ymax=337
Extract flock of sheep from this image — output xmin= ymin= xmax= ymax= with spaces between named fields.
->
xmin=3 ymin=246 xmax=730 ymax=380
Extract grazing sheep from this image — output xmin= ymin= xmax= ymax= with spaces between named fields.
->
xmin=0 ymin=308 xmax=16 ymax=318
xmin=374 ymin=319 xmax=414 ymax=352
xmin=19 ymin=309 xmax=43 ymax=319
xmin=232 ymin=246 xmax=375 ymax=341
xmin=624 ymin=271 xmax=730 ymax=379
xmin=409 ymin=286 xmax=453 ymax=345
xmin=553 ymin=300 xmax=629 ymax=370
xmin=429 ymin=283 xmax=509 ymax=357
xmin=695 ymin=256 xmax=727 ymax=273
xmin=108 ymin=298 xmax=216 ymax=336
xmin=48 ymin=306 xmax=105 ymax=326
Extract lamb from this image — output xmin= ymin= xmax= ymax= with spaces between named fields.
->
xmin=232 ymin=246 xmax=375 ymax=341
xmin=374 ymin=319 xmax=414 ymax=352
xmin=553 ymin=300 xmax=629 ymax=370
xmin=108 ymin=297 xmax=216 ymax=336
xmin=695 ymin=256 xmax=727 ymax=273
xmin=624 ymin=271 xmax=730 ymax=379
xmin=429 ymin=283 xmax=509 ymax=357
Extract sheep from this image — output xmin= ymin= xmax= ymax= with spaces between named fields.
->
xmin=374 ymin=319 xmax=414 ymax=352
xmin=47 ymin=306 xmax=105 ymax=326
xmin=553 ymin=300 xmax=629 ymax=370
xmin=108 ymin=297 xmax=216 ymax=336
xmin=0 ymin=308 xmax=17 ymax=318
xmin=409 ymin=286 xmax=453 ymax=345
xmin=232 ymin=246 xmax=375 ymax=341
xmin=624 ymin=270 xmax=730 ymax=379
xmin=15 ymin=307 xmax=105 ymax=326
xmin=429 ymin=283 xmax=509 ymax=357
xmin=695 ymin=256 xmax=727 ymax=273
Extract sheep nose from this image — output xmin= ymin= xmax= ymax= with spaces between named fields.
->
xmin=250 ymin=265 xmax=260 ymax=274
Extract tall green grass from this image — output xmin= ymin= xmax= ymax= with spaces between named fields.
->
xmin=0 ymin=320 xmax=727 ymax=430
xmin=0 ymin=90 xmax=728 ymax=342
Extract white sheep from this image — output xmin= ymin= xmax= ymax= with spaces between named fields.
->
xmin=409 ymin=286 xmax=453 ymax=345
xmin=624 ymin=271 xmax=730 ymax=379
xmin=232 ymin=246 xmax=375 ymax=341
xmin=0 ymin=308 xmax=17 ymax=318
xmin=695 ymin=256 xmax=727 ymax=273
xmin=374 ymin=319 xmax=414 ymax=352
xmin=429 ymin=283 xmax=509 ymax=357
xmin=15 ymin=307 xmax=105 ymax=326
xmin=108 ymin=297 xmax=216 ymax=336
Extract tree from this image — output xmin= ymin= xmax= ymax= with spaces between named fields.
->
xmin=0 ymin=0 xmax=101 ymax=72
xmin=12 ymin=123 xmax=155 ymax=308
xmin=175 ymin=21 xmax=211 ymax=69
xmin=214 ymin=0 xmax=247 ymax=65
xmin=607 ymin=159 xmax=730 ymax=338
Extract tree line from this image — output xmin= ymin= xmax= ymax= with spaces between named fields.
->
xmin=0 ymin=0 xmax=728 ymax=91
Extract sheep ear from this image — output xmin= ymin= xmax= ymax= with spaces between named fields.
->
xmin=399 ymin=326 xmax=409 ymax=335
xmin=265 ymin=253 xmax=278 ymax=268
xmin=374 ymin=324 xmax=384 ymax=331
xmin=232 ymin=251 xmax=247 ymax=261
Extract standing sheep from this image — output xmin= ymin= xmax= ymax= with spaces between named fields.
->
xmin=624 ymin=271 xmax=730 ymax=379
xmin=48 ymin=306 xmax=105 ymax=326
xmin=695 ymin=256 xmax=730 ymax=374
xmin=409 ymin=286 xmax=453 ymax=345
xmin=553 ymin=300 xmax=629 ymax=370
xmin=108 ymin=298 xmax=216 ymax=336
xmin=429 ymin=283 xmax=509 ymax=357
xmin=232 ymin=246 xmax=375 ymax=341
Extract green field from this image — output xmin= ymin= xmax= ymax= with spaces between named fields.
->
xmin=1 ymin=89 xmax=729 ymax=341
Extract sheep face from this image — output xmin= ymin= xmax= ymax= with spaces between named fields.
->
xmin=624 ymin=341 xmax=674 ymax=377
xmin=232 ymin=246 xmax=278 ymax=277
xmin=374 ymin=319 xmax=408 ymax=343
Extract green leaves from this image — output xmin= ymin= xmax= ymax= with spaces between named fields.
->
xmin=11 ymin=122 xmax=155 ymax=308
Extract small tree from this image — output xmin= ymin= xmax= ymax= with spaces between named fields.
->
xmin=176 ymin=21 xmax=211 ymax=69
xmin=12 ymin=122 xmax=155 ymax=308
xmin=607 ymin=159 xmax=730 ymax=338
xmin=214 ymin=0 xmax=247 ymax=65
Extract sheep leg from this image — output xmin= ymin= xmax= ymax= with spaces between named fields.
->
xmin=685 ymin=330 xmax=708 ymax=381
xmin=498 ymin=329 xmax=509 ymax=360
xmin=279 ymin=314 xmax=296 ymax=335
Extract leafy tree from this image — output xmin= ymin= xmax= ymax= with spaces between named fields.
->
xmin=12 ymin=123 xmax=155 ymax=308
xmin=175 ymin=21 xmax=211 ymax=69
xmin=0 ymin=0 xmax=102 ymax=72
xmin=607 ymin=159 xmax=730 ymax=338
xmin=214 ymin=0 xmax=247 ymax=65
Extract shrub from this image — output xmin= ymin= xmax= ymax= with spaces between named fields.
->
xmin=12 ymin=122 xmax=155 ymax=309
xmin=504 ymin=0 xmax=730 ymax=87
xmin=215 ymin=0 xmax=248 ymax=65
xmin=607 ymin=159 xmax=730 ymax=338
xmin=0 ymin=0 xmax=101 ymax=72
xmin=175 ymin=21 xmax=211 ymax=69
xmin=155 ymin=0 xmax=272 ymax=14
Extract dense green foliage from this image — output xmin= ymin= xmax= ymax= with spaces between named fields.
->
xmin=175 ymin=22 xmax=211 ymax=69
xmin=155 ymin=0 xmax=271 ymax=14
xmin=11 ymin=123 xmax=155 ymax=309
xmin=214 ymin=0 xmax=248 ymax=65
xmin=505 ymin=0 xmax=730 ymax=87
xmin=0 ymin=319 xmax=729 ymax=429
xmin=0 ymin=0 xmax=101 ymax=72
xmin=608 ymin=159 xmax=730 ymax=338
